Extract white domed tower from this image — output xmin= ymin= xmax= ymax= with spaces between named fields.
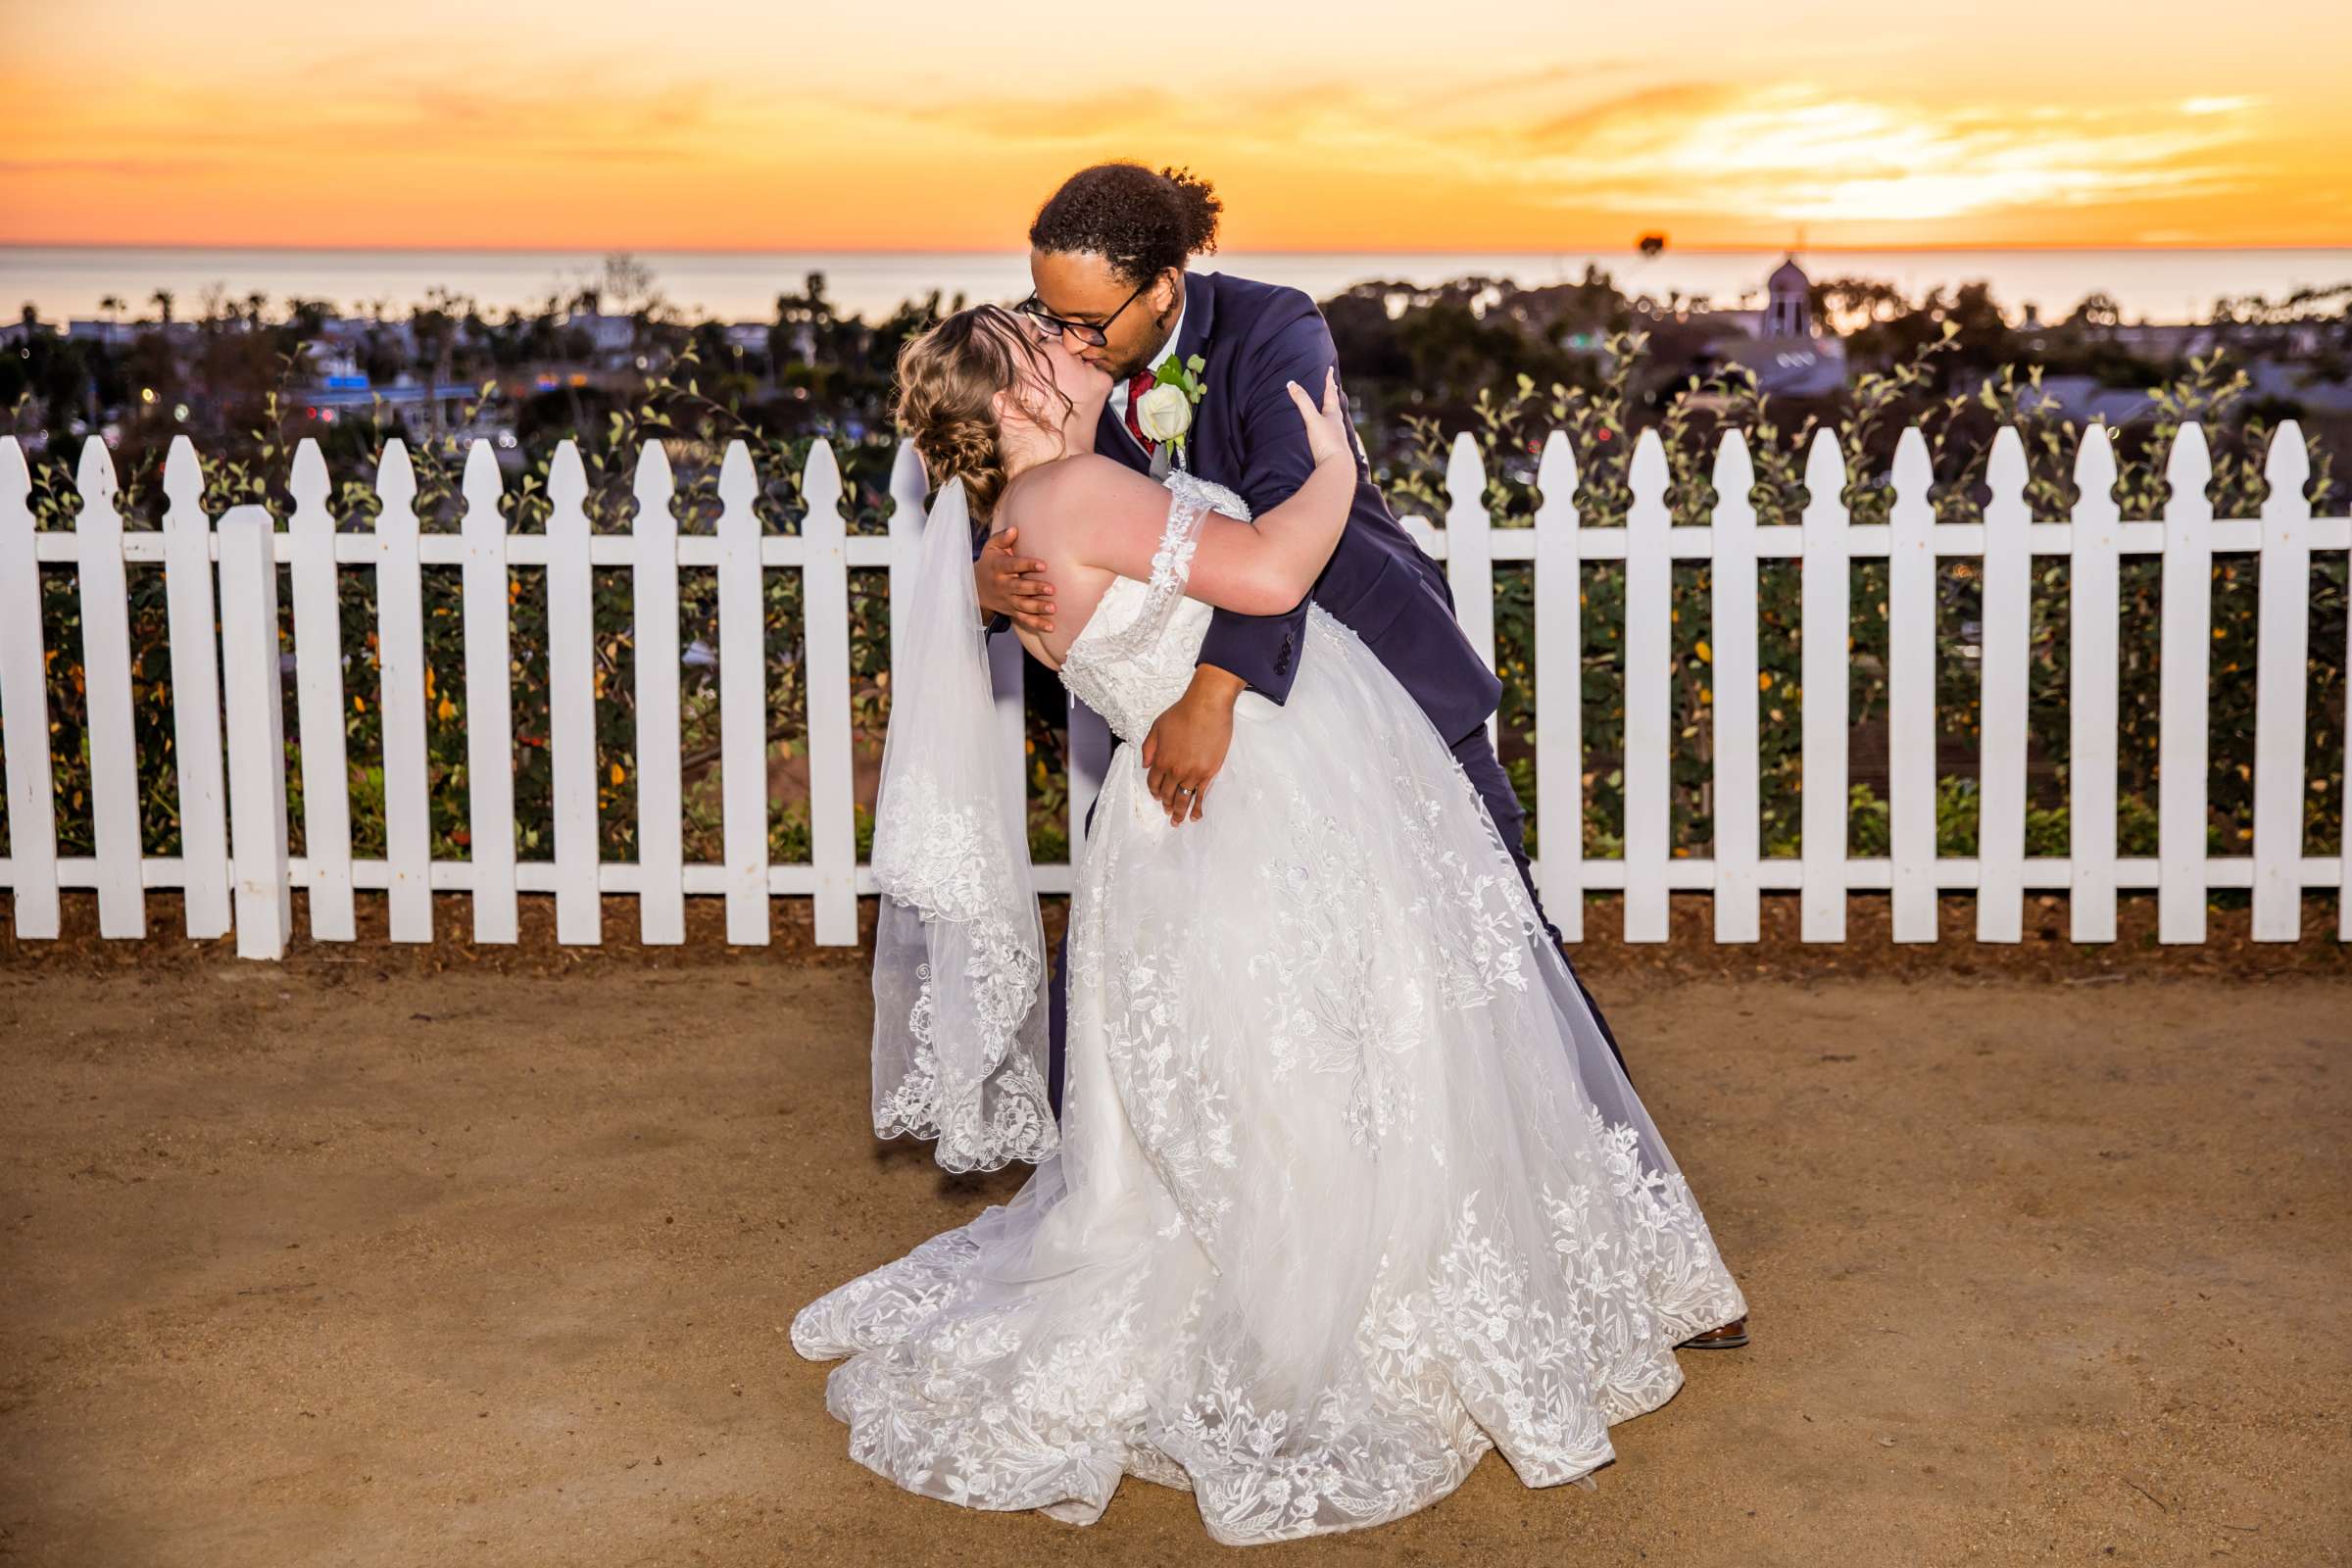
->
xmin=1763 ymin=253 xmax=1812 ymax=339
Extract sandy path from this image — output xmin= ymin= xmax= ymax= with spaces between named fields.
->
xmin=2 ymin=955 xmax=2346 ymax=1566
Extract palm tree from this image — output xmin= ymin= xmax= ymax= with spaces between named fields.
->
xmin=99 ymin=294 xmax=123 ymax=325
xmin=150 ymin=288 xmax=174 ymax=326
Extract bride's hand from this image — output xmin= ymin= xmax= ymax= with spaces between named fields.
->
xmin=1284 ymin=366 xmax=1354 ymax=469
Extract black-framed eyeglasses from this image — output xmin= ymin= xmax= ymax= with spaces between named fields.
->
xmin=1013 ymin=275 xmax=1152 ymax=349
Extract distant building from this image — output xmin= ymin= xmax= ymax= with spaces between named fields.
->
xmin=312 ymin=317 xmax=375 ymax=346
xmin=2244 ymin=359 xmax=2352 ymax=416
xmin=67 ymin=319 xmax=142 ymax=348
xmin=1761 ymin=256 xmax=1811 ymax=338
xmin=307 ymin=315 xmax=419 ymax=356
xmin=564 ymin=310 xmax=638 ymax=358
xmin=2102 ymin=322 xmax=2224 ymax=358
xmin=1687 ymin=253 xmax=1849 ymax=400
xmin=301 ymin=343 xmax=366 ymax=383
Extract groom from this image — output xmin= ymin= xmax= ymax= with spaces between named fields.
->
xmin=980 ymin=157 xmax=1643 ymax=1067
xmin=980 ymin=165 xmax=1749 ymax=1351
xmin=983 ymin=159 xmax=1640 ymax=1054
xmin=972 ymin=166 xmax=1763 ymax=1343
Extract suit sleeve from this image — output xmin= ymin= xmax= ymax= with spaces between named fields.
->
xmin=1193 ymin=296 xmax=1351 ymax=706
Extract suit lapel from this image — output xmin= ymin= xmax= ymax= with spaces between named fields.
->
xmin=1175 ymin=270 xmax=1216 ymax=363
xmin=1172 ymin=271 xmax=1219 ymax=476
xmin=1099 ymin=272 xmax=1221 ymax=477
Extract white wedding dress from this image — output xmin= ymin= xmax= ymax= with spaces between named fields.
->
xmin=791 ymin=470 xmax=1748 ymax=1546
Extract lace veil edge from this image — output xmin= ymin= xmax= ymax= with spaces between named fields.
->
xmin=866 ymin=478 xmax=1058 ymax=1171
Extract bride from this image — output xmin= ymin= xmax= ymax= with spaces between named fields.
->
xmin=789 ymin=304 xmax=1749 ymax=1545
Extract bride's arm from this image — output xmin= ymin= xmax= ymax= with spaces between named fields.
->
xmin=1028 ymin=369 xmax=1356 ymax=615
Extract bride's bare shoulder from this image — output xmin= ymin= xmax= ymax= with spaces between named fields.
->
xmin=1003 ymin=456 xmax=1162 ymax=537
xmin=1024 ymin=453 xmax=1156 ymax=501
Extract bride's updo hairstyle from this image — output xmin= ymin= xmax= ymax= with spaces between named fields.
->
xmin=1028 ymin=162 xmax=1222 ymax=286
xmin=892 ymin=304 xmax=1077 ymax=530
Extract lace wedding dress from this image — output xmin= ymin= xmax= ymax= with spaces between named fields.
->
xmin=792 ymin=469 xmax=1748 ymax=1546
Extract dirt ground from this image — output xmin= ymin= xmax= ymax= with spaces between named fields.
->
xmin=2 ymin=893 xmax=2349 ymax=1567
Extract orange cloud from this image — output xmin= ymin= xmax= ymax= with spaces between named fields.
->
xmin=0 ymin=18 xmax=2345 ymax=250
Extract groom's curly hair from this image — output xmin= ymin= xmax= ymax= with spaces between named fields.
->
xmin=1029 ymin=163 xmax=1222 ymax=284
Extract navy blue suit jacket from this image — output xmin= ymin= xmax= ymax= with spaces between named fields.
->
xmin=1089 ymin=270 xmax=1502 ymax=746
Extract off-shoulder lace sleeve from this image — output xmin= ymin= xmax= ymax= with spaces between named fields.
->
xmin=1081 ymin=469 xmax=1228 ymax=663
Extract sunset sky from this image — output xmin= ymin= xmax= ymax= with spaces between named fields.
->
xmin=5 ymin=0 xmax=2348 ymax=252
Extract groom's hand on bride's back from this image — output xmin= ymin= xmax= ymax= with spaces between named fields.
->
xmin=976 ymin=525 xmax=1054 ymax=633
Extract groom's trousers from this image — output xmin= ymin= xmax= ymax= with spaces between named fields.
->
xmin=1044 ymin=723 xmax=1633 ymax=1121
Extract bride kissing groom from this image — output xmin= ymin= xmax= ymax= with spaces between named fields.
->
xmin=984 ymin=164 xmax=1673 ymax=1111
xmin=788 ymin=160 xmax=1751 ymax=1545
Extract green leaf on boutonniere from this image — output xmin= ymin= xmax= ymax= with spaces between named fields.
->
xmin=1153 ymin=351 xmax=1207 ymax=404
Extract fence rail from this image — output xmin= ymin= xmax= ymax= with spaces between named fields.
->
xmin=1 ymin=422 xmax=2346 ymax=958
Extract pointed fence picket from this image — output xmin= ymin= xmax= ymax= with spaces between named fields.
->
xmin=1708 ymin=430 xmax=1761 ymax=944
xmin=0 ymin=435 xmax=58 ymax=938
xmin=542 ymin=442 xmax=602 ymax=944
xmin=218 ymin=505 xmax=291 ymax=959
xmin=1976 ymin=429 xmax=2033 ymax=943
xmin=375 ymin=442 xmax=433 ymax=942
xmin=801 ymin=440 xmax=858 ymax=947
xmin=287 ymin=439 xmax=356 ymax=940
xmin=73 ymin=440 xmax=144 ymax=937
xmin=714 ymin=441 xmax=769 ymax=946
xmin=1445 ymin=434 xmax=1499 ymax=755
xmin=630 ymin=442 xmax=686 ymax=945
xmin=1799 ymin=430 xmax=1853 ymax=943
xmin=459 ymin=441 xmax=518 ymax=944
xmin=2252 ymin=424 xmax=2314 ymax=940
xmin=1532 ymin=432 xmax=1585 ymax=941
xmin=161 ymin=437 xmax=230 ymax=939
xmin=2157 ymin=427 xmax=2216 ymax=944
xmin=1887 ymin=428 xmax=1939 ymax=942
xmin=1621 ymin=430 xmax=1675 ymax=944
xmin=2069 ymin=427 xmax=2123 ymax=943
xmin=0 ymin=423 xmax=2345 ymax=957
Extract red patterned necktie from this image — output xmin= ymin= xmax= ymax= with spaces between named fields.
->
xmin=1123 ymin=368 xmax=1158 ymax=454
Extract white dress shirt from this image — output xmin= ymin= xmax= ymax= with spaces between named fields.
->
xmin=1106 ymin=285 xmax=1191 ymax=456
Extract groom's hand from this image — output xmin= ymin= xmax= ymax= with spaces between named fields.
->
xmin=1143 ymin=665 xmax=1246 ymax=824
xmin=976 ymin=525 xmax=1054 ymax=633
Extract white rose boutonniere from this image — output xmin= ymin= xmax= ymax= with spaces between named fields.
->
xmin=1138 ymin=351 xmax=1207 ymax=466
xmin=1135 ymin=381 xmax=1191 ymax=443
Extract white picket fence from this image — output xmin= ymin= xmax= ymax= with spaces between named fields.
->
xmin=1 ymin=421 xmax=2346 ymax=958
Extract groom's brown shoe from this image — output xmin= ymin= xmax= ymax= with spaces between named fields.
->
xmin=1678 ymin=1315 xmax=1748 ymax=1349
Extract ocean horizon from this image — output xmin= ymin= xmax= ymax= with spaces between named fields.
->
xmin=7 ymin=244 xmax=2350 ymax=328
